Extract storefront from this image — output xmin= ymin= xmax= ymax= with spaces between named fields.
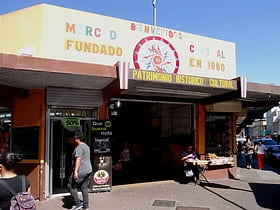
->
xmin=109 ymin=100 xmax=195 ymax=184
xmin=1 ymin=4 xmax=280 ymax=200
xmin=108 ymin=68 xmax=241 ymax=182
xmin=45 ymin=87 xmax=102 ymax=194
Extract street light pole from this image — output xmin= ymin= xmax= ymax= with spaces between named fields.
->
xmin=152 ymin=0 xmax=157 ymax=26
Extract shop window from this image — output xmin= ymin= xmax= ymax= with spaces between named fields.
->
xmin=1 ymin=111 xmax=39 ymax=159
xmin=0 ymin=112 xmax=11 ymax=154
xmin=205 ymin=113 xmax=232 ymax=156
xmin=11 ymin=126 xmax=39 ymax=159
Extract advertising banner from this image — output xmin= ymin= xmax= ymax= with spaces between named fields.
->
xmin=90 ymin=120 xmax=112 ymax=192
xmin=90 ymin=155 xmax=112 ymax=193
xmin=92 ymin=120 xmax=112 ymax=154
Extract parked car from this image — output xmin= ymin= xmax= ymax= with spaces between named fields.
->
xmin=266 ymin=145 xmax=280 ymax=165
xmin=253 ymin=137 xmax=278 ymax=150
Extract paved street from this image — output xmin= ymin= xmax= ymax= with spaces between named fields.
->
xmin=36 ymin=157 xmax=280 ymax=210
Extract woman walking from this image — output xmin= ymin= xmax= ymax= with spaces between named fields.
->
xmin=254 ymin=140 xmax=266 ymax=170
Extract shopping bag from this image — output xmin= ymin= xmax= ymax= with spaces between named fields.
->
xmin=184 ymin=169 xmax=193 ymax=177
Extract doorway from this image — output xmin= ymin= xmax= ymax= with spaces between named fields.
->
xmin=109 ymin=100 xmax=194 ymax=184
xmin=50 ymin=119 xmax=92 ymax=194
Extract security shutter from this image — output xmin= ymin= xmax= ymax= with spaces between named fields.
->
xmin=47 ymin=87 xmax=103 ymax=108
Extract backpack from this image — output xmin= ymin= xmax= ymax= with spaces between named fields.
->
xmin=0 ymin=175 xmax=36 ymax=210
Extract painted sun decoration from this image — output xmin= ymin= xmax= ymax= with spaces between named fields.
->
xmin=133 ymin=36 xmax=179 ymax=74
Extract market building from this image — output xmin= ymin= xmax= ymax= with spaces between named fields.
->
xmin=1 ymin=4 xmax=280 ymax=200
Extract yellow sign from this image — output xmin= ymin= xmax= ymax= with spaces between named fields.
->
xmin=130 ymin=69 xmax=236 ymax=89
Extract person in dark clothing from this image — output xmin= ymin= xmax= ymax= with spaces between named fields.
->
xmin=244 ymin=137 xmax=254 ymax=169
xmin=0 ymin=152 xmax=31 ymax=210
xmin=181 ymin=145 xmax=200 ymax=183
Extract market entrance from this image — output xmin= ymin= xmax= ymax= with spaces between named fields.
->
xmin=109 ymin=100 xmax=195 ymax=185
xmin=48 ymin=108 xmax=96 ymax=194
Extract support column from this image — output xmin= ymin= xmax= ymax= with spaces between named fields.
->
xmin=195 ymin=103 xmax=205 ymax=157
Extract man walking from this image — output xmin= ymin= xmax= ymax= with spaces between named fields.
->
xmin=244 ymin=137 xmax=254 ymax=169
xmin=67 ymin=132 xmax=92 ymax=210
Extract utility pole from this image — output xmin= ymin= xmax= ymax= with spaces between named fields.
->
xmin=152 ymin=0 xmax=157 ymax=26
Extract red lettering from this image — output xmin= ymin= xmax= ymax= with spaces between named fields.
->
xmin=217 ymin=50 xmax=221 ymax=57
xmin=94 ymin=28 xmax=101 ymax=37
xmin=190 ymin=45 xmax=195 ymax=53
xmin=131 ymin=23 xmax=136 ymax=31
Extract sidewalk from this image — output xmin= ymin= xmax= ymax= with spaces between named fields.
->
xmin=36 ymin=159 xmax=280 ymax=210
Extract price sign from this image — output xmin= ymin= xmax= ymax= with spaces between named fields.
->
xmin=63 ymin=117 xmax=80 ymax=127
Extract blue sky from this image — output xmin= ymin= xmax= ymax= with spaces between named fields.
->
xmin=1 ymin=0 xmax=280 ymax=85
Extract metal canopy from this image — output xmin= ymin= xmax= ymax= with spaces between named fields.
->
xmin=0 ymin=67 xmax=114 ymax=90
xmin=0 ymin=53 xmax=116 ymax=90
xmin=1 ymin=54 xmax=280 ymax=125
xmin=238 ymin=82 xmax=280 ymax=125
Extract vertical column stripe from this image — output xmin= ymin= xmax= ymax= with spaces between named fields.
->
xmin=118 ymin=61 xmax=129 ymax=89
xmin=240 ymin=76 xmax=247 ymax=98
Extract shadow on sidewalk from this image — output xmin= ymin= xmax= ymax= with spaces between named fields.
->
xmin=61 ymin=195 xmax=87 ymax=209
xmin=249 ymin=182 xmax=280 ymax=210
xmin=199 ymin=182 xmax=248 ymax=210
xmin=200 ymin=182 xmax=252 ymax=192
xmin=61 ymin=195 xmax=73 ymax=209
xmin=199 ymin=180 xmax=280 ymax=210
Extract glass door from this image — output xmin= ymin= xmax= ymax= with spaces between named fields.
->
xmin=50 ymin=119 xmax=92 ymax=194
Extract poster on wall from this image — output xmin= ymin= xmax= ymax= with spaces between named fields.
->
xmin=90 ymin=120 xmax=112 ymax=192
xmin=90 ymin=155 xmax=112 ymax=193
xmin=92 ymin=120 xmax=112 ymax=154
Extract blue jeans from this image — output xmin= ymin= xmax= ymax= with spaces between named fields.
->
xmin=245 ymin=153 xmax=253 ymax=167
xmin=67 ymin=172 xmax=92 ymax=208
